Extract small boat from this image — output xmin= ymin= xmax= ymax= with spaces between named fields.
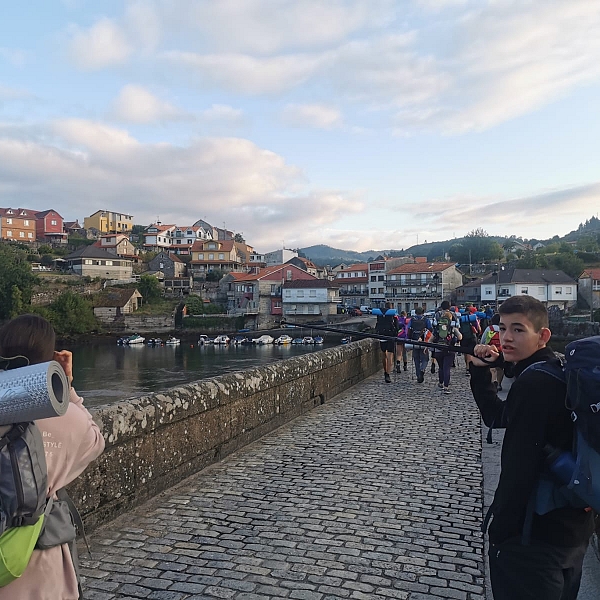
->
xmin=213 ymin=335 xmax=230 ymax=345
xmin=126 ymin=334 xmax=145 ymax=345
xmin=292 ymin=337 xmax=304 ymax=345
xmin=313 ymin=336 xmax=324 ymax=344
xmin=165 ymin=336 xmax=180 ymax=345
xmin=116 ymin=336 xmax=128 ymax=345
xmin=197 ymin=335 xmax=212 ymax=345
xmin=232 ymin=336 xmax=248 ymax=345
xmin=147 ymin=338 xmax=164 ymax=345
xmin=253 ymin=335 xmax=274 ymax=345
xmin=341 ymin=337 xmax=352 ymax=344
xmin=302 ymin=336 xmax=314 ymax=344
xmin=274 ymin=335 xmax=293 ymax=345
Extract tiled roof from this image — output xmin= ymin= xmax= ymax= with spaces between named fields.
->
xmin=283 ymin=279 xmax=334 ymax=289
xmin=387 ymin=262 xmax=456 ymax=275
xmin=0 ymin=207 xmax=38 ymax=217
xmin=93 ymin=288 xmax=140 ymax=308
xmin=65 ymin=246 xmax=131 ymax=260
xmin=480 ymin=267 xmax=576 ymax=285
xmin=337 ymin=263 xmax=368 ymax=272
xmin=581 ymin=268 xmax=600 ymax=280
xmin=190 ymin=240 xmax=235 ymax=252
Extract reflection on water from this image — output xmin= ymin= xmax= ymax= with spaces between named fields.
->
xmin=67 ymin=341 xmax=336 ymax=408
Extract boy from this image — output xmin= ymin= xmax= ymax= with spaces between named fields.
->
xmin=469 ymin=295 xmax=595 ymax=600
xmin=375 ymin=302 xmax=399 ymax=383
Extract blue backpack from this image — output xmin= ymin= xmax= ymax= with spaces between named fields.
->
xmin=525 ymin=336 xmax=600 ymax=523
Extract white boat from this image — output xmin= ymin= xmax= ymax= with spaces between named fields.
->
xmin=127 ymin=334 xmax=145 ymax=345
xmin=313 ymin=336 xmax=324 ymax=344
xmin=302 ymin=336 xmax=314 ymax=344
xmin=165 ymin=336 xmax=180 ymax=345
xmin=197 ymin=335 xmax=212 ymax=345
xmin=274 ymin=335 xmax=293 ymax=345
xmin=253 ymin=335 xmax=274 ymax=345
xmin=213 ymin=335 xmax=230 ymax=345
xmin=292 ymin=337 xmax=304 ymax=345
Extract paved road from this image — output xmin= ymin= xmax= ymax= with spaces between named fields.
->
xmin=81 ymin=366 xmax=486 ymax=599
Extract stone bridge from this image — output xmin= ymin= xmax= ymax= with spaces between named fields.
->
xmin=72 ymin=340 xmax=598 ymax=600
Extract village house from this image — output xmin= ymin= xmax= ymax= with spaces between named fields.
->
xmin=455 ymin=278 xmax=483 ymax=305
xmin=34 ymin=209 xmax=67 ymax=244
xmin=148 ymin=251 xmax=186 ymax=278
xmin=143 ymin=223 xmax=177 ymax=251
xmin=221 ymin=264 xmax=317 ymax=328
xmin=95 ymin=234 xmax=138 ymax=258
xmin=334 ymin=263 xmax=369 ymax=308
xmin=368 ymin=256 xmax=415 ymax=309
xmin=577 ymin=268 xmax=600 ymax=311
xmin=189 ymin=239 xmax=243 ymax=279
xmin=385 ymin=261 xmax=463 ymax=313
xmin=282 ymin=279 xmax=341 ymax=320
xmin=0 ymin=207 xmax=38 ymax=242
xmin=64 ymin=245 xmax=133 ymax=279
xmin=479 ymin=267 xmax=577 ymax=311
xmin=286 ymin=256 xmax=326 ymax=278
xmin=84 ymin=210 xmax=134 ymax=234
xmin=63 ymin=220 xmax=86 ymax=237
xmin=93 ymin=288 xmax=143 ymax=324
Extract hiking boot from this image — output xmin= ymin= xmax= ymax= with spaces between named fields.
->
xmin=444 ymin=386 xmax=451 ymax=394
xmin=384 ymin=372 xmax=391 ymax=383
xmin=395 ymin=361 xmax=402 ymax=373
xmin=403 ymin=363 xmax=408 ymax=371
xmin=438 ymin=382 xmax=444 ymax=389
xmin=431 ymin=363 xmax=436 ymax=374
xmin=417 ymin=375 xmax=424 ymax=383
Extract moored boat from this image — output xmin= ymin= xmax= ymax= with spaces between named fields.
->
xmin=197 ymin=335 xmax=212 ymax=345
xmin=165 ymin=336 xmax=180 ymax=345
xmin=313 ymin=336 xmax=324 ymax=344
xmin=302 ymin=336 xmax=314 ymax=344
xmin=292 ymin=337 xmax=304 ymax=345
xmin=274 ymin=335 xmax=293 ymax=345
xmin=232 ymin=336 xmax=248 ymax=344
xmin=126 ymin=334 xmax=145 ymax=345
xmin=253 ymin=335 xmax=274 ymax=345
xmin=213 ymin=334 xmax=230 ymax=345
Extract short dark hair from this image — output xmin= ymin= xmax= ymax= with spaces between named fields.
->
xmin=440 ymin=300 xmax=450 ymax=310
xmin=491 ymin=313 xmax=500 ymax=326
xmin=499 ymin=295 xmax=548 ymax=331
xmin=0 ymin=314 xmax=56 ymax=365
xmin=415 ymin=306 xmax=424 ymax=315
xmin=385 ymin=302 xmax=393 ymax=309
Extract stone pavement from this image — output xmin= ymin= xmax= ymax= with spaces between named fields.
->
xmin=80 ymin=366 xmax=486 ymax=600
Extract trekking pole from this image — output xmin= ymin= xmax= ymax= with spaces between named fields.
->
xmin=279 ymin=319 xmax=496 ymax=362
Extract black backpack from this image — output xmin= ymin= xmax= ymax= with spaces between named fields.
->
xmin=410 ymin=316 xmax=427 ymax=341
xmin=459 ymin=315 xmax=476 ymax=342
xmin=374 ymin=309 xmax=399 ymax=337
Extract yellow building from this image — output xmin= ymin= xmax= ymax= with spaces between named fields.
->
xmin=84 ymin=210 xmax=134 ymax=234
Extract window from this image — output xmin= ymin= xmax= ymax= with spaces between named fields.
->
xmin=286 ymin=270 xmax=292 ymax=281
xmin=177 ymin=239 xmax=181 ymax=244
xmin=6 ymin=231 xmax=12 ymax=237
xmin=378 ymin=275 xmax=384 ymax=281
xmin=410 ymin=273 xmax=416 ymax=280
xmin=209 ymin=253 xmax=214 ymax=260
xmin=370 ymin=288 xmax=376 ymax=294
xmin=309 ymin=290 xmax=316 ymax=297
xmin=159 ymin=262 xmax=164 ymax=269
xmin=285 ymin=289 xmax=291 ymax=297
xmin=378 ymin=287 xmax=384 ymax=294
xmin=6 ymin=218 xmax=12 ymax=224
xmin=19 ymin=232 xmax=24 ymax=238
xmin=105 ymin=261 xmax=113 ymax=266
xmin=28 ymin=233 xmax=33 ymax=238
xmin=209 ymin=243 xmax=216 ymax=249
xmin=198 ymin=253 xmax=204 ymax=259
xmin=538 ymin=287 xmax=545 ymax=295
xmin=390 ymin=275 xmax=396 ymax=281
xmin=218 ymin=253 xmax=224 ymax=259
xmin=308 ymin=305 xmax=315 ymax=313
xmin=84 ymin=259 xmax=92 ymax=265
xmin=566 ymin=287 xmax=572 ymax=295
xmin=520 ymin=287 xmax=528 ymax=294
xmin=555 ymin=287 xmax=562 ymax=294
xmin=298 ymin=290 xmax=304 ymax=297
xmin=24 ymin=220 xmax=29 ymax=226
xmin=271 ymin=284 xmax=277 ymax=293
xmin=371 ymin=276 xmax=376 ymax=282
xmin=485 ymin=289 xmax=492 ymax=295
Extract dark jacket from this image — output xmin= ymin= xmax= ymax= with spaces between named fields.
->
xmin=470 ymin=346 xmax=595 ymax=546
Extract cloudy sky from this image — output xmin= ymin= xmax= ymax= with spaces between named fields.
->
xmin=1 ymin=1 xmax=599 ymax=252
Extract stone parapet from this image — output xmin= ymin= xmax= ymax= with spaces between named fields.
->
xmin=70 ymin=338 xmax=380 ymax=530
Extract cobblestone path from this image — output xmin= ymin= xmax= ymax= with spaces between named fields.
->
xmin=81 ymin=369 xmax=485 ymax=600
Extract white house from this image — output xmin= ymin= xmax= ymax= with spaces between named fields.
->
xmin=143 ymin=223 xmax=177 ymax=251
xmin=282 ymin=279 xmax=341 ymax=318
xmin=480 ymin=268 xmax=577 ymax=311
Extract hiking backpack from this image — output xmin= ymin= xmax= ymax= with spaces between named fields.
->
xmin=526 ymin=336 xmax=600 ymax=518
xmin=410 ymin=316 xmax=428 ymax=342
xmin=434 ymin=311 xmax=453 ymax=344
xmin=485 ymin=325 xmax=502 ymax=351
xmin=459 ymin=314 xmax=477 ymax=342
xmin=374 ymin=308 xmax=399 ymax=337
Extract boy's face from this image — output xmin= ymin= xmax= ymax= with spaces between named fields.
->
xmin=499 ymin=312 xmax=551 ymax=363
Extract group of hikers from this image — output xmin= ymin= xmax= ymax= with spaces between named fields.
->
xmin=375 ymin=300 xmax=502 ymax=392
xmin=376 ymin=295 xmax=599 ymax=600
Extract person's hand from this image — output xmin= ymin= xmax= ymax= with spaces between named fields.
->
xmin=53 ymin=350 xmax=73 ymax=384
xmin=470 ymin=344 xmax=500 ymax=367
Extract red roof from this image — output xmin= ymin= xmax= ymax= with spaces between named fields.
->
xmin=387 ymin=262 xmax=455 ymax=275
xmin=230 ymin=264 xmax=318 ymax=282
xmin=581 ymin=268 xmax=600 ymax=280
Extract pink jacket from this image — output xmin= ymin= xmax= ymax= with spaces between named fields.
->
xmin=0 ymin=388 xmax=105 ymax=600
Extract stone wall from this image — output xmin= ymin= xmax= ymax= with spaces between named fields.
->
xmin=70 ymin=338 xmax=380 ymax=531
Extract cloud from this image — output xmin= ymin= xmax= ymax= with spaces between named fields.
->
xmin=0 ymin=85 xmax=31 ymax=101
xmin=0 ymin=120 xmax=361 ymax=250
xmin=68 ymin=18 xmax=133 ymax=70
xmin=281 ymin=104 xmax=342 ymax=129
xmin=111 ymin=84 xmax=188 ymax=124
xmin=161 ymin=0 xmax=396 ymax=54
xmin=0 ymin=47 xmax=27 ymax=68
xmin=200 ymin=104 xmax=245 ymax=123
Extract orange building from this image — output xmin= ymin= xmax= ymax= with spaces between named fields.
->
xmin=0 ymin=207 xmax=37 ymax=242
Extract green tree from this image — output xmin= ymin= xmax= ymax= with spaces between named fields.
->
xmin=45 ymin=291 xmax=99 ymax=336
xmin=233 ymin=233 xmax=245 ymax=243
xmin=0 ymin=245 xmax=38 ymax=319
xmin=138 ymin=274 xmax=162 ymax=303
xmin=206 ymin=269 xmax=225 ymax=282
xmin=9 ymin=286 xmax=24 ymax=318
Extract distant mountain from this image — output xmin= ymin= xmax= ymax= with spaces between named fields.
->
xmin=299 ymin=245 xmax=382 ymax=266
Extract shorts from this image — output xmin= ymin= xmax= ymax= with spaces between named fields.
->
xmin=380 ymin=341 xmax=395 ymax=353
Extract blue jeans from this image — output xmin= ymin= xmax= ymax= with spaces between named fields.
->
xmin=435 ymin=351 xmax=454 ymax=387
xmin=413 ymin=348 xmax=429 ymax=379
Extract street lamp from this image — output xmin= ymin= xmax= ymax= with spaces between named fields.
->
xmin=432 ymin=273 xmax=441 ymax=307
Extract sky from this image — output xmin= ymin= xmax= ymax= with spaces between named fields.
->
xmin=1 ymin=0 xmax=599 ymax=253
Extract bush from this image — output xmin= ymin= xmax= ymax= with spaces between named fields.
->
xmin=41 ymin=291 xmax=99 ymax=336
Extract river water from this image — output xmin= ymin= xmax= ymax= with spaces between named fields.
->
xmin=66 ymin=338 xmax=339 ymax=408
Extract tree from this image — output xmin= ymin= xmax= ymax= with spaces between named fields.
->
xmin=44 ymin=291 xmax=99 ymax=336
xmin=9 ymin=286 xmax=24 ymax=318
xmin=138 ymin=274 xmax=162 ymax=303
xmin=0 ymin=245 xmax=38 ymax=319
xmin=233 ymin=233 xmax=245 ymax=243
xmin=206 ymin=269 xmax=225 ymax=282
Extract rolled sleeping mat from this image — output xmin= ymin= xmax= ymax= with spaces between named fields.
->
xmin=0 ymin=361 xmax=70 ymax=425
